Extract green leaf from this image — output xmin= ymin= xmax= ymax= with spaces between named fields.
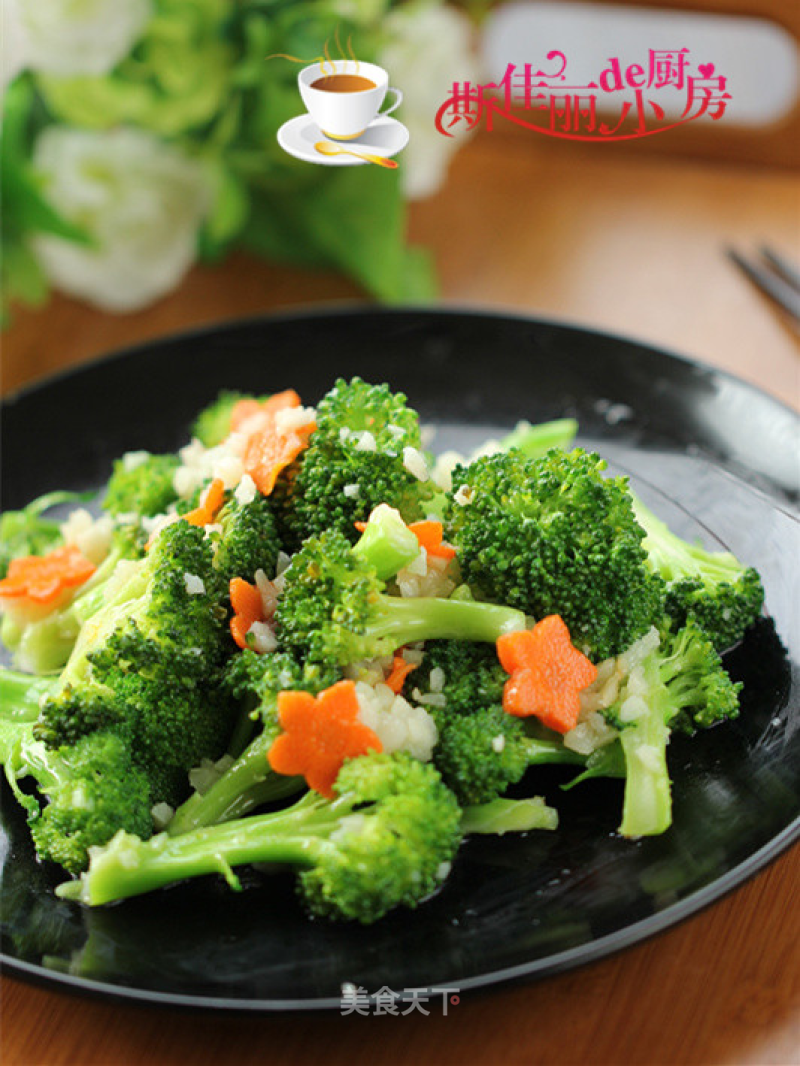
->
xmin=241 ymin=165 xmax=437 ymax=302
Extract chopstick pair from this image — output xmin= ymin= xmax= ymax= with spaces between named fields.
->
xmin=726 ymin=245 xmax=800 ymax=328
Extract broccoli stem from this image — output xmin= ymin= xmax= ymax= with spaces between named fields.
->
xmin=167 ymin=730 xmax=304 ymax=836
xmin=462 ymin=796 xmax=559 ymax=834
xmin=618 ymin=664 xmax=673 ymax=837
xmin=631 ymin=496 xmax=745 ymax=584
xmin=499 ymin=418 xmax=578 ymax=458
xmin=369 ymin=595 xmax=526 ymax=646
xmin=521 ymin=736 xmax=588 ymax=767
xmin=58 ymin=790 xmax=348 ymax=905
xmin=0 ymin=669 xmax=55 ymax=722
xmin=351 ymin=504 xmax=420 ymax=581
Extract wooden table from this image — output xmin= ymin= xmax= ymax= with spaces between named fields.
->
xmin=2 ymin=132 xmax=799 ymax=1066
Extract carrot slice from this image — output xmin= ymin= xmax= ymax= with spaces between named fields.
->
xmin=183 ymin=478 xmax=226 ymax=528
xmin=268 ymin=680 xmax=382 ymax=798
xmin=408 ymin=520 xmax=457 ymax=561
xmin=497 ymin=615 xmax=597 ymax=734
xmin=242 ymin=417 xmax=316 ymax=497
xmin=232 ymin=390 xmax=315 ymax=497
xmin=0 ymin=545 xmax=96 ymax=606
xmin=385 ymin=653 xmax=418 ymax=694
xmin=229 ymin=576 xmax=265 ymax=650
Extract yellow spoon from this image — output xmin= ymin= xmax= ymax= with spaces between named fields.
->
xmin=315 ymin=141 xmax=398 ymax=169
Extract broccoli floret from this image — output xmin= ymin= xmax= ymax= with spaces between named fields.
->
xmin=401 ymin=640 xmax=585 ymax=805
xmin=102 ymin=453 xmax=180 ymax=518
xmin=191 ymin=391 xmax=271 ymax=448
xmin=432 ymin=702 xmax=585 ymax=805
xmin=166 ymin=651 xmax=340 ymax=835
xmin=632 ymin=496 xmax=764 ymax=651
xmin=210 ymin=492 xmax=282 ymax=584
xmin=0 ymin=682 xmax=154 ymax=875
xmin=58 ymin=752 xmax=463 ymax=924
xmin=36 ymin=520 xmax=233 ymax=805
xmin=275 ymin=527 xmax=526 ymax=669
xmin=0 ymin=491 xmax=91 ymax=579
xmin=275 ymin=378 xmax=434 ymax=547
xmin=610 ymin=622 xmax=742 ymax=837
xmin=18 ymin=732 xmax=153 ymax=874
xmin=410 ymin=639 xmax=507 ymax=713
xmin=446 ymin=449 xmax=665 ymax=661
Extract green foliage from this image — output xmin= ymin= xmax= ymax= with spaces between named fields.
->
xmin=1 ymin=79 xmax=91 ymax=321
xmin=446 ymin=449 xmax=666 ymax=661
xmin=11 ymin=3 xmax=435 ymax=309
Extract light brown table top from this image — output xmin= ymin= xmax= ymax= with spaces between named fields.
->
xmin=1 ymin=132 xmax=799 ymax=1066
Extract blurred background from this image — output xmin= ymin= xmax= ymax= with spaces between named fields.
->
xmin=2 ymin=0 xmax=798 ymax=407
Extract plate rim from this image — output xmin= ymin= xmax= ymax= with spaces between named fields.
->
xmin=3 ymin=304 xmax=798 ymax=426
xmin=1 ymin=305 xmax=798 ymax=1011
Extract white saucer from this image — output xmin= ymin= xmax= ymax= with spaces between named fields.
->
xmin=277 ymin=114 xmax=409 ymax=166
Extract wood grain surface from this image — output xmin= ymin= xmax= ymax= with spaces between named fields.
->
xmin=1 ymin=129 xmax=798 ymax=1066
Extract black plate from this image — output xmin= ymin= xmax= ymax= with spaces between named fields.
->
xmin=2 ymin=308 xmax=798 ymax=1011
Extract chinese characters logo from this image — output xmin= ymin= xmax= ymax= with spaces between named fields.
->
xmin=436 ymin=49 xmax=731 ymax=141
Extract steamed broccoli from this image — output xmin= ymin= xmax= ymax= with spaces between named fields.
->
xmin=102 ymin=452 xmax=179 ymax=518
xmin=36 ymin=519 xmax=233 ymax=804
xmin=7 ymin=730 xmax=154 ymax=874
xmin=608 ymin=622 xmax=742 ymax=837
xmin=632 ymin=496 xmax=764 ymax=651
xmin=58 ymin=752 xmax=463 ymax=923
xmin=276 ymin=527 xmax=526 ymax=669
xmin=274 ymin=378 xmax=435 ymax=547
xmin=211 ymin=492 xmax=282 ymax=584
xmin=0 ymin=676 xmax=154 ymax=875
xmin=446 ymin=449 xmax=665 ymax=661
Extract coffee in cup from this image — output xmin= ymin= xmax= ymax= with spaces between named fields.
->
xmin=299 ymin=60 xmax=402 ymax=140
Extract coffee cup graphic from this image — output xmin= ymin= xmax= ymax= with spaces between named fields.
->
xmin=298 ymin=60 xmax=403 ymax=141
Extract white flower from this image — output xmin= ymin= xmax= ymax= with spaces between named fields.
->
xmin=31 ymin=127 xmax=210 ymax=312
xmin=8 ymin=0 xmax=152 ymax=78
xmin=379 ymin=2 xmax=482 ymax=200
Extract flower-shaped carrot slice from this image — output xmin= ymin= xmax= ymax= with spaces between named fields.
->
xmin=497 ymin=615 xmax=597 ymax=734
xmin=0 ymin=545 xmax=96 ymax=607
xmin=268 ymin=680 xmax=382 ymax=798
xmin=408 ymin=521 xmax=457 ymax=561
xmin=229 ymin=576 xmax=264 ymax=650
